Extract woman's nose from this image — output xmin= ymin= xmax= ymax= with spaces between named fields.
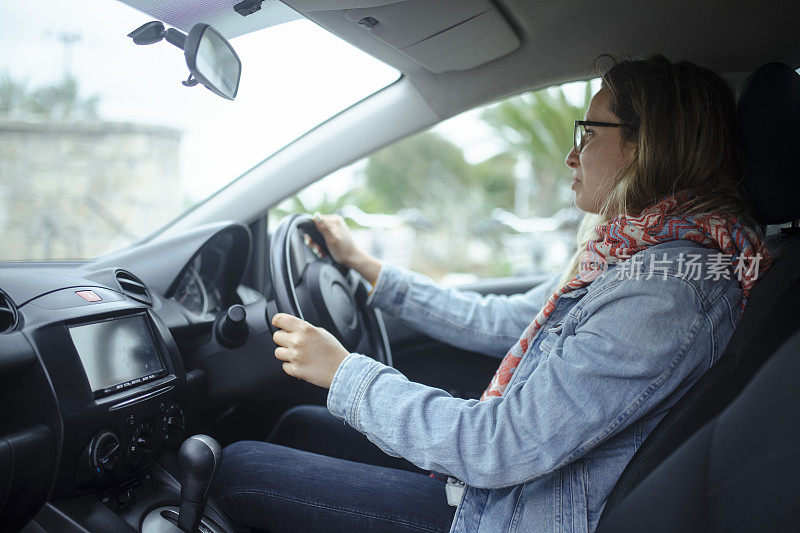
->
xmin=565 ymin=147 xmax=579 ymax=168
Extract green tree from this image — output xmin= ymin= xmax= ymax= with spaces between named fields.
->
xmin=357 ymin=132 xmax=472 ymax=213
xmin=356 ymin=131 xmax=516 ymax=218
xmin=0 ymin=73 xmax=29 ymax=116
xmin=481 ymin=81 xmax=595 ymax=216
xmin=352 ymin=131 xmax=518 ymax=276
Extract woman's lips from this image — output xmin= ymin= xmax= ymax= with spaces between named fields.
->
xmin=571 ymin=177 xmax=581 ymax=188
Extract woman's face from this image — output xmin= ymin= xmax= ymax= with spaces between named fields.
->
xmin=564 ymin=88 xmax=634 ymax=214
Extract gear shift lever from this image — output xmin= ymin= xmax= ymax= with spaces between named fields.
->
xmin=177 ymin=435 xmax=222 ymax=532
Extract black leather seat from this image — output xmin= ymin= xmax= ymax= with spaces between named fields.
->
xmin=596 ymin=62 xmax=800 ymax=528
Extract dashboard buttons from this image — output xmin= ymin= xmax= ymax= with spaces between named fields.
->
xmin=75 ymin=290 xmax=102 ymax=302
xmin=76 ymin=403 xmax=187 ymax=490
xmin=99 ymin=471 xmax=156 ymax=512
xmin=163 ymin=403 xmax=186 ymax=445
xmin=128 ymin=422 xmax=155 ymax=468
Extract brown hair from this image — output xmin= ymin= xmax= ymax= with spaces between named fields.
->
xmin=559 ymin=54 xmax=758 ymax=286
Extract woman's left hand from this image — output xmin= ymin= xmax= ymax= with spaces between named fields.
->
xmin=271 ymin=313 xmax=350 ymax=389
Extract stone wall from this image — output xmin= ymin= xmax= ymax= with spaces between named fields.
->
xmin=0 ymin=120 xmax=182 ymax=260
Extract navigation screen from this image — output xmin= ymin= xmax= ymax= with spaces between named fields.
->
xmin=69 ymin=315 xmax=164 ymax=392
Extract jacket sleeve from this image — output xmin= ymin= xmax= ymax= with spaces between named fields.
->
xmin=329 ymin=275 xmax=709 ymax=489
xmin=366 ymin=263 xmax=558 ymax=359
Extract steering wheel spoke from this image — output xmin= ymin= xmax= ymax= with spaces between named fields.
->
xmin=345 ymin=269 xmax=362 ymax=297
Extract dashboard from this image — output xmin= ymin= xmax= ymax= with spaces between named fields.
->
xmin=0 ymin=221 xmax=285 ymax=530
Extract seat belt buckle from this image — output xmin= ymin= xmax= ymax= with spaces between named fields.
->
xmin=445 ymin=477 xmax=465 ymax=507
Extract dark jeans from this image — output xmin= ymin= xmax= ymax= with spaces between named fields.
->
xmin=211 ymin=405 xmax=457 ymax=533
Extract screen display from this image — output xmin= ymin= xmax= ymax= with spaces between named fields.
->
xmin=69 ymin=315 xmax=164 ymax=392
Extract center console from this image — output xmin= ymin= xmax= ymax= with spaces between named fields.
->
xmin=25 ymin=290 xmax=184 ymax=498
xmin=67 ymin=313 xmax=184 ymax=492
xmin=16 ymin=285 xmax=234 ymax=532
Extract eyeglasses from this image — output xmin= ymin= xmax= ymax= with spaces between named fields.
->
xmin=573 ymin=120 xmax=629 ymax=154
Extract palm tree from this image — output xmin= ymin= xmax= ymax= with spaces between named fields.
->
xmin=480 ymin=81 xmax=595 ymax=217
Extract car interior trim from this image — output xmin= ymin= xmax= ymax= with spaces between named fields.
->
xmin=108 ymin=386 xmax=176 ymax=411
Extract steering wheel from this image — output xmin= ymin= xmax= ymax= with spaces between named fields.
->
xmin=267 ymin=213 xmax=392 ymax=366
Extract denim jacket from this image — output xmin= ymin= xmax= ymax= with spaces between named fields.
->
xmin=326 ymin=240 xmax=743 ymax=532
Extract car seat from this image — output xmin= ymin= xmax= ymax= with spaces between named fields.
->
xmin=596 ymin=62 xmax=800 ymax=527
xmin=596 ymin=328 xmax=800 ymax=532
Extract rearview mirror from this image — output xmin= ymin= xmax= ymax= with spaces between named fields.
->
xmin=184 ymin=24 xmax=241 ymax=100
xmin=127 ymin=21 xmax=241 ymax=100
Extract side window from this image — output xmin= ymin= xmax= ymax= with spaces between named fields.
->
xmin=270 ymin=80 xmax=599 ymax=284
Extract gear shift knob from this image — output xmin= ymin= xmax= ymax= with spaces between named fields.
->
xmin=177 ymin=435 xmax=222 ymax=532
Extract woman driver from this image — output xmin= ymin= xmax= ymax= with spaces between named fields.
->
xmin=211 ymin=55 xmax=772 ymax=532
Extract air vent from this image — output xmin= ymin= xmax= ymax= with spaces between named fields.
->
xmin=115 ymin=270 xmax=153 ymax=306
xmin=0 ymin=290 xmax=18 ymax=333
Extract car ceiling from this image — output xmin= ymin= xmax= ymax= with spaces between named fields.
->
xmin=121 ymin=0 xmax=800 ymax=120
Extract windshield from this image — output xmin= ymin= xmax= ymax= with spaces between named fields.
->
xmin=0 ymin=0 xmax=398 ymax=261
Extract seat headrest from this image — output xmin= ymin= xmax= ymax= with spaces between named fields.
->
xmin=738 ymin=62 xmax=800 ymax=225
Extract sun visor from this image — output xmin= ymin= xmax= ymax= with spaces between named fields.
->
xmin=286 ymin=0 xmax=520 ymax=73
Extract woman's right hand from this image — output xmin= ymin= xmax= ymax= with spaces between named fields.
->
xmin=311 ymin=213 xmax=382 ymax=286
